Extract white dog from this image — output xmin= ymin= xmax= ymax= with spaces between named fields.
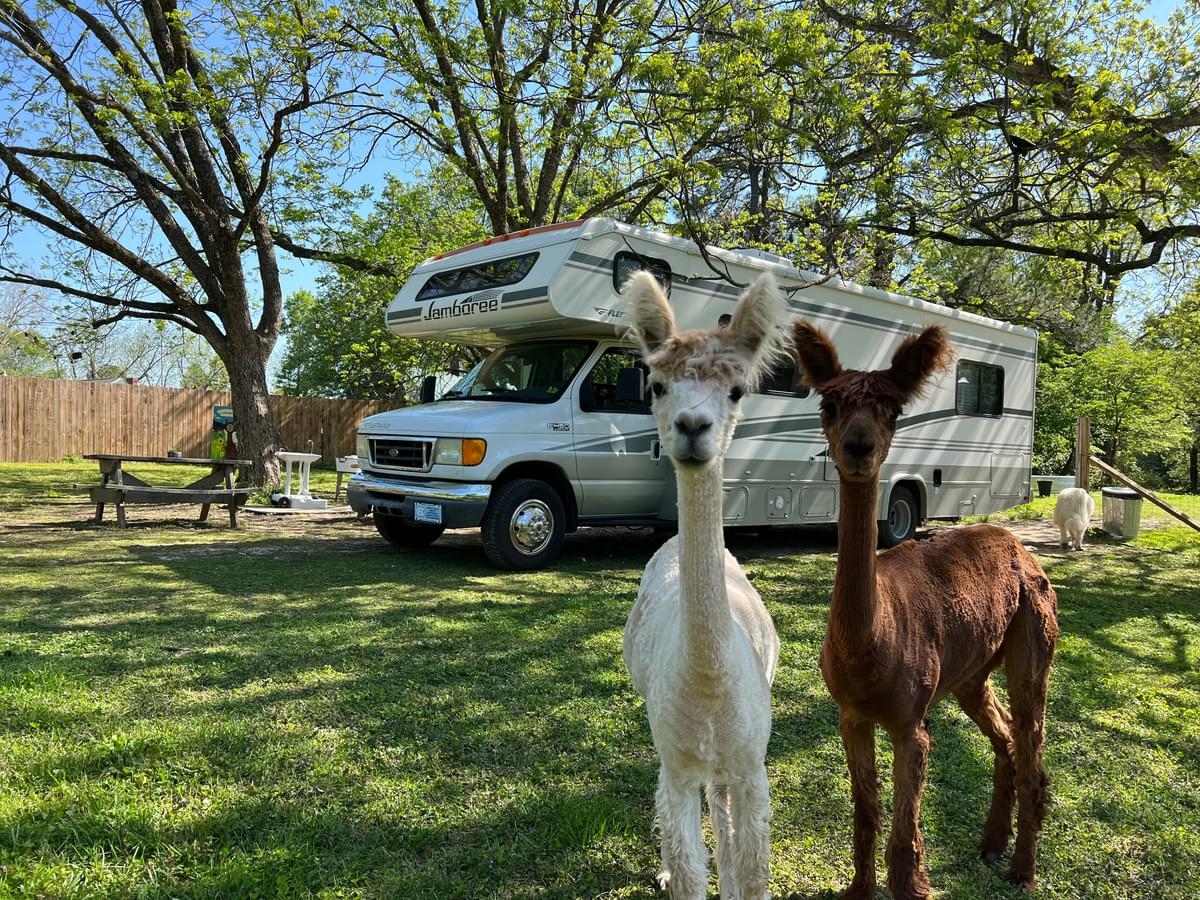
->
xmin=1053 ymin=487 xmax=1095 ymax=550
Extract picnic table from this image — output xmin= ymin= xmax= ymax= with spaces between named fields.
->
xmin=80 ymin=453 xmax=253 ymax=528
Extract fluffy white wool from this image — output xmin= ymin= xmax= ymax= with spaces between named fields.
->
xmin=1053 ymin=487 xmax=1095 ymax=551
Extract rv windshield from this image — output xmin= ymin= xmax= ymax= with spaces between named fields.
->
xmin=442 ymin=341 xmax=595 ymax=403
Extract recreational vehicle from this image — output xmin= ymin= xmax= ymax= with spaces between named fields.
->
xmin=347 ymin=218 xmax=1037 ymax=570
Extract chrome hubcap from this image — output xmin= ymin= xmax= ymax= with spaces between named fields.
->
xmin=889 ymin=499 xmax=912 ymax=537
xmin=510 ymin=499 xmax=554 ymax=555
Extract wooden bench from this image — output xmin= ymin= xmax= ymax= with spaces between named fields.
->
xmin=80 ymin=454 xmax=252 ymax=528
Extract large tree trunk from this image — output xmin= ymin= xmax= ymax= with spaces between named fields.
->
xmin=224 ymin=334 xmax=283 ymax=487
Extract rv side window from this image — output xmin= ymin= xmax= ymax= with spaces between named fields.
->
xmin=416 ymin=252 xmax=539 ymax=301
xmin=579 ymin=348 xmax=651 ymax=414
xmin=755 ymin=357 xmax=810 ymax=398
xmin=614 ymin=251 xmax=671 ymax=294
xmin=955 ymin=361 xmax=1004 ymax=416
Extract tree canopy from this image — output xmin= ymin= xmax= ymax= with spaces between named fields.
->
xmin=277 ymin=174 xmax=488 ymax=401
xmin=3 ymin=0 xmax=1200 ymax=487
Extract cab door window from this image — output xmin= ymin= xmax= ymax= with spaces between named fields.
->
xmin=579 ymin=348 xmax=651 ymax=414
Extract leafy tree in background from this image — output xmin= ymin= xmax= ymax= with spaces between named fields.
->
xmin=334 ymin=0 xmax=685 ymax=234
xmin=906 ymin=243 xmax=1112 ymax=352
xmin=1142 ymin=289 xmax=1200 ymax=490
xmin=627 ymin=1 xmax=1200 ymax=307
xmin=0 ymin=285 xmax=57 ymax=376
xmin=794 ymin=0 xmax=1200 ymax=296
xmin=277 ymin=175 xmax=488 ymax=400
xmin=1061 ymin=339 xmax=1189 ymax=483
xmin=0 ymin=0 xmax=377 ymax=483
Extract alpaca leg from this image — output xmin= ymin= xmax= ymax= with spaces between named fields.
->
xmin=1005 ymin=648 xmax=1054 ymax=890
xmin=707 ymin=783 xmax=736 ymax=899
xmin=1057 ymin=524 xmax=1069 ymax=549
xmin=729 ymin=766 xmax=772 ymax=900
xmin=955 ymin=678 xmax=1016 ymax=859
xmin=839 ymin=715 xmax=880 ymax=900
xmin=656 ymin=767 xmax=708 ymax=900
xmin=885 ymin=722 xmax=933 ymax=900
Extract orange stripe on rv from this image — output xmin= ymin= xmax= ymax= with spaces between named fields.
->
xmin=432 ymin=220 xmax=587 ymax=260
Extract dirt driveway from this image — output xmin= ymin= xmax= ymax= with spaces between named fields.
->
xmin=4 ymin=498 xmax=1120 ymax=565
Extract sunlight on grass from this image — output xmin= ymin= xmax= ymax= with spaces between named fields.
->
xmin=0 ymin=464 xmax=1198 ymax=898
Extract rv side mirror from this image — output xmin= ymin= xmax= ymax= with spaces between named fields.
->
xmin=420 ymin=375 xmax=437 ymax=404
xmin=615 ymin=367 xmax=645 ymax=404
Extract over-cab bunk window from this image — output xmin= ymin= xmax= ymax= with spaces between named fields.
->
xmin=416 ymin=252 xmax=539 ymax=301
xmin=955 ymin=360 xmax=1004 ymax=416
xmin=614 ymin=251 xmax=671 ymax=294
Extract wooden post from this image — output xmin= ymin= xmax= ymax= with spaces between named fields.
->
xmin=1076 ymin=416 xmax=1090 ymax=489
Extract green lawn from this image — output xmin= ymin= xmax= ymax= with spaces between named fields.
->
xmin=1 ymin=462 xmax=1198 ymax=898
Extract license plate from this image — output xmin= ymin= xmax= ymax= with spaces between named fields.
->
xmin=413 ymin=502 xmax=443 ymax=524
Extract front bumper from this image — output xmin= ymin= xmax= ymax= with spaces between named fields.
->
xmin=347 ymin=471 xmax=492 ymax=529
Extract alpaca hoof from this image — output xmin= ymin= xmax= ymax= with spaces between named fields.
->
xmin=982 ymin=849 xmax=1004 ymax=864
xmin=839 ymin=885 xmax=875 ymax=900
xmin=1006 ymin=871 xmax=1037 ymax=892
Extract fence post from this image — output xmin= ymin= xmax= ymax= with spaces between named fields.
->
xmin=1076 ymin=416 xmax=1090 ymax=489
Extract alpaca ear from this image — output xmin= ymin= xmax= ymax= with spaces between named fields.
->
xmin=791 ymin=320 xmax=842 ymax=390
xmin=728 ymin=272 xmax=785 ymax=363
xmin=888 ymin=325 xmax=953 ymax=402
xmin=624 ymin=271 xmax=676 ymax=354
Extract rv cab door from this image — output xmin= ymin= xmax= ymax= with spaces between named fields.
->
xmin=570 ymin=346 xmax=666 ymax=518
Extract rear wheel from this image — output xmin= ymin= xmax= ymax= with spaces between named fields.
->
xmin=482 ymin=479 xmax=566 ymax=570
xmin=373 ymin=511 xmax=444 ymax=548
xmin=878 ymin=484 xmax=919 ymax=547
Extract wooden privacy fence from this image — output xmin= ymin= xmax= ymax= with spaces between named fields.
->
xmin=0 ymin=375 xmax=396 ymax=464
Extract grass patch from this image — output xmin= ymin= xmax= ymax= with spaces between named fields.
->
xmin=0 ymin=463 xmax=1198 ymax=897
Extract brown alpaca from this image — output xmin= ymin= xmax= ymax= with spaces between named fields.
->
xmin=792 ymin=321 xmax=1059 ymax=899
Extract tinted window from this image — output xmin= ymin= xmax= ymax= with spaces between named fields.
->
xmin=579 ymin=347 xmax=651 ymax=414
xmin=614 ymin=251 xmax=671 ymax=294
xmin=416 ymin=252 xmax=539 ymax=301
xmin=956 ymin=361 xmax=1004 ymax=416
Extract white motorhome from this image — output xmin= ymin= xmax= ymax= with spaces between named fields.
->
xmin=348 ymin=218 xmax=1037 ymax=569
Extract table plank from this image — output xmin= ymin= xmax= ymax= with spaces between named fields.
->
xmin=84 ymin=453 xmax=250 ymax=466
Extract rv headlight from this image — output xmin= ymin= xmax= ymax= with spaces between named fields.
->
xmin=434 ymin=438 xmax=487 ymax=467
xmin=356 ymin=434 xmax=370 ymax=462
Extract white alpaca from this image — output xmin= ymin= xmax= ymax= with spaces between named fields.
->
xmin=1053 ymin=487 xmax=1095 ymax=550
xmin=622 ymin=271 xmax=784 ymax=900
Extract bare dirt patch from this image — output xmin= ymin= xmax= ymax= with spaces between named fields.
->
xmin=1 ymin=498 xmax=1138 ymax=565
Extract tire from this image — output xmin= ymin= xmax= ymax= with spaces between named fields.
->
xmin=276 ymin=495 xmax=291 ymax=509
xmin=878 ymin=484 xmax=919 ymax=548
xmin=481 ymin=479 xmax=566 ymax=570
xmin=373 ymin=511 xmax=444 ymax=549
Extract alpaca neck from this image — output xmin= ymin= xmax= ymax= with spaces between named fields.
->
xmin=829 ymin=474 xmax=884 ymax=652
xmin=675 ymin=462 xmax=732 ymax=675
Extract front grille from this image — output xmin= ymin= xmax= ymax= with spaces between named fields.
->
xmin=370 ymin=438 xmax=433 ymax=471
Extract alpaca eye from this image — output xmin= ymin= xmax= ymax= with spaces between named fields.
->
xmin=729 ymin=386 xmax=744 ymax=403
xmin=820 ymin=400 xmax=837 ymax=420
xmin=651 ymin=381 xmax=666 ymax=397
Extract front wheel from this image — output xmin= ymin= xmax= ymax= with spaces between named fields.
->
xmin=374 ymin=511 xmax=445 ymax=549
xmin=878 ymin=484 xmax=919 ymax=548
xmin=482 ymin=479 xmax=566 ymax=570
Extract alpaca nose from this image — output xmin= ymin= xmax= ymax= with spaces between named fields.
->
xmin=674 ymin=410 xmax=713 ymax=440
xmin=843 ymin=427 xmax=876 ymax=461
